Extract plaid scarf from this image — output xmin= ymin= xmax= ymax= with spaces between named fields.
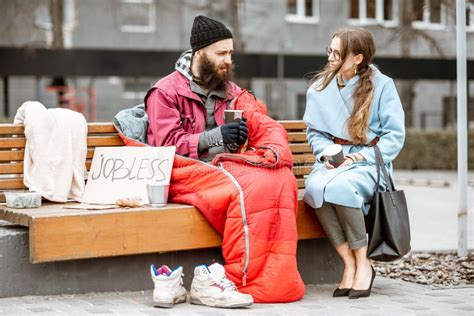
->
xmin=175 ymin=50 xmax=193 ymax=81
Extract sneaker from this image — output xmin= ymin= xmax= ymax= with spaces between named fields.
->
xmin=150 ymin=264 xmax=187 ymax=308
xmin=190 ymin=263 xmax=253 ymax=308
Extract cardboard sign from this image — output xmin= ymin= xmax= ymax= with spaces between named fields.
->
xmin=82 ymin=146 xmax=175 ymax=205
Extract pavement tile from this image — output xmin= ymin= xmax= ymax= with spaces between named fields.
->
xmin=403 ymin=305 xmax=431 ymax=311
xmin=350 ymin=305 xmax=380 ymax=310
xmin=299 ymin=304 xmax=328 ymax=309
xmin=424 ymin=292 xmax=454 ymax=297
xmin=1 ymin=307 xmax=34 ymax=315
xmin=196 ymin=311 xmax=227 ymax=316
xmin=63 ymin=298 xmax=95 ymax=307
xmin=87 ymin=299 xmax=112 ymax=306
xmin=246 ymin=304 xmax=273 ymax=309
xmin=439 ymin=300 xmax=464 ymax=304
xmin=83 ymin=307 xmax=114 ymax=314
xmin=391 ymin=298 xmax=417 ymax=303
xmin=453 ymin=305 xmax=474 ymax=312
xmin=247 ymin=313 xmax=281 ymax=316
xmin=25 ymin=307 xmax=55 ymax=313
xmin=140 ymin=309 xmax=172 ymax=316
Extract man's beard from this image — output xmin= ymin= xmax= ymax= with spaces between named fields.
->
xmin=195 ymin=54 xmax=234 ymax=92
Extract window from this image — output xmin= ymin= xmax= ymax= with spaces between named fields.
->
xmin=119 ymin=0 xmax=156 ymax=33
xmin=348 ymin=0 xmax=398 ymax=27
xmin=296 ymin=93 xmax=306 ymax=119
xmin=286 ymin=0 xmax=320 ymax=24
xmin=442 ymin=96 xmax=474 ymax=128
xmin=34 ymin=0 xmax=76 ymax=47
xmin=122 ymin=78 xmax=152 ymax=101
xmin=468 ymin=0 xmax=474 ymax=32
xmin=411 ymin=0 xmax=447 ymax=30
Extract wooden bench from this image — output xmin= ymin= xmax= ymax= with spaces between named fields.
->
xmin=0 ymin=120 xmax=324 ymax=263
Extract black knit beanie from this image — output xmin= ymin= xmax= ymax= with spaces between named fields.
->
xmin=190 ymin=15 xmax=233 ymax=52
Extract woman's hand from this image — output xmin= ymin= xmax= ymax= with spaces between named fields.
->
xmin=324 ymin=157 xmax=353 ymax=169
xmin=324 ymin=159 xmax=335 ymax=169
xmin=338 ymin=157 xmax=353 ymax=168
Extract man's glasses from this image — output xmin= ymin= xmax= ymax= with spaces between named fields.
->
xmin=326 ymin=47 xmax=341 ymax=61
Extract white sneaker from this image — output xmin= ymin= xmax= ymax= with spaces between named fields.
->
xmin=190 ymin=263 xmax=253 ymax=308
xmin=150 ymin=264 xmax=187 ymax=308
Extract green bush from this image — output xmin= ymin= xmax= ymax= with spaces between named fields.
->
xmin=394 ymin=129 xmax=474 ymax=170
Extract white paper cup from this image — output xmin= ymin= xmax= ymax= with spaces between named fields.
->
xmin=224 ymin=110 xmax=244 ymax=124
xmin=146 ymin=184 xmax=169 ymax=207
xmin=323 ymin=144 xmax=345 ymax=167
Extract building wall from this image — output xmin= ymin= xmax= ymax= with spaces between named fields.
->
xmin=0 ymin=0 xmax=472 ymax=126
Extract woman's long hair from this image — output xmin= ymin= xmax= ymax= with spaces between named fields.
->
xmin=310 ymin=28 xmax=376 ymax=144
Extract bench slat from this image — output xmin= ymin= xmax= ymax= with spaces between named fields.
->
xmin=289 ymin=143 xmax=312 ymax=153
xmin=0 ymin=178 xmax=26 ymax=190
xmin=0 ymin=123 xmax=117 ymax=135
xmin=298 ymin=178 xmax=305 ymax=189
xmin=279 ymin=120 xmax=307 ymax=130
xmin=293 ymin=166 xmax=313 ymax=176
xmin=0 ymin=122 xmax=307 ymax=134
xmin=292 ymin=154 xmax=315 ymax=165
xmin=0 ymin=136 xmax=124 ymax=150
xmin=0 ymin=124 xmax=24 ymax=135
xmin=0 ymin=150 xmax=25 ymax=162
xmin=87 ymin=136 xmax=124 ymax=147
xmin=0 ymin=138 xmax=26 ymax=148
xmin=287 ymin=132 xmax=307 ymax=142
xmin=0 ymin=163 xmax=23 ymax=174
xmin=88 ymin=123 xmax=116 ymax=134
xmin=0 ymin=161 xmax=312 ymax=179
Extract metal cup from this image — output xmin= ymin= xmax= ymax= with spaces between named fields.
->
xmin=323 ymin=144 xmax=345 ymax=167
xmin=146 ymin=184 xmax=169 ymax=207
xmin=224 ymin=110 xmax=243 ymax=124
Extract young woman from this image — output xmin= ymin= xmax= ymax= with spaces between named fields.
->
xmin=303 ymin=28 xmax=405 ymax=299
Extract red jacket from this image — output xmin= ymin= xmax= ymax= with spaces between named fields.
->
xmin=144 ymin=71 xmax=241 ymax=159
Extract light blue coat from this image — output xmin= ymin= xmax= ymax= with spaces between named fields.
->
xmin=303 ymin=67 xmax=405 ymax=214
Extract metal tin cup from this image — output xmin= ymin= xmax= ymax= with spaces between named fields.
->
xmin=224 ymin=110 xmax=243 ymax=124
xmin=146 ymin=184 xmax=170 ymax=207
xmin=323 ymin=144 xmax=345 ymax=167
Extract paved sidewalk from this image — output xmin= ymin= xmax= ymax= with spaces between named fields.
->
xmin=0 ymin=277 xmax=472 ymax=315
xmin=393 ymin=170 xmax=474 ymax=251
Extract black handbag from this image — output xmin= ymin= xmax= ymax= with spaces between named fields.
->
xmin=366 ymin=145 xmax=411 ymax=262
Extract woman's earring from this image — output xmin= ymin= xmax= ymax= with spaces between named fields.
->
xmin=354 ymin=65 xmax=357 ymax=75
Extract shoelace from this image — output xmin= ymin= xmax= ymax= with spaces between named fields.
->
xmin=212 ymin=275 xmax=237 ymax=291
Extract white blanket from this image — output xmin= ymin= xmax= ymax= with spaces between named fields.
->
xmin=14 ymin=101 xmax=88 ymax=202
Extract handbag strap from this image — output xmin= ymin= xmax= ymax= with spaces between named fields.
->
xmin=373 ymin=145 xmax=395 ymax=192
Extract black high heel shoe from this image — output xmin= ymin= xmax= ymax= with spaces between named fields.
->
xmin=333 ymin=287 xmax=351 ymax=297
xmin=348 ymin=266 xmax=376 ymax=299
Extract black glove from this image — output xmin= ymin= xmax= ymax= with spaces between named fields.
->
xmin=221 ymin=119 xmax=248 ymax=145
xmin=238 ymin=119 xmax=248 ymax=145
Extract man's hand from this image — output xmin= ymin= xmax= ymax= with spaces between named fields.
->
xmin=237 ymin=119 xmax=248 ymax=145
xmin=221 ymin=119 xmax=248 ymax=145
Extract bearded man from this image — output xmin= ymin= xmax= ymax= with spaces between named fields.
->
xmin=143 ymin=15 xmax=305 ymax=306
xmin=145 ymin=15 xmax=247 ymax=161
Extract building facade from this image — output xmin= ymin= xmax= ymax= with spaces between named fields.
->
xmin=0 ymin=0 xmax=473 ymax=127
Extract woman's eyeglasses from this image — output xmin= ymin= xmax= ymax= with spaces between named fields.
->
xmin=326 ymin=47 xmax=341 ymax=61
